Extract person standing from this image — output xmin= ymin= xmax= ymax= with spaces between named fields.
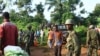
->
xmin=36 ymin=29 xmax=40 ymax=38
xmin=87 ymin=25 xmax=99 ymax=56
xmin=0 ymin=12 xmax=18 ymax=53
xmin=47 ymin=28 xmax=54 ymax=48
xmin=65 ymin=19 xmax=81 ymax=56
xmin=36 ymin=29 xmax=40 ymax=43
xmin=18 ymin=29 xmax=23 ymax=46
xmin=31 ymin=30 xmax=35 ymax=46
xmin=53 ymin=25 xmax=62 ymax=56
xmin=95 ymin=26 xmax=100 ymax=49
xmin=40 ymin=29 xmax=44 ymax=45
xmin=25 ymin=24 xmax=34 ymax=55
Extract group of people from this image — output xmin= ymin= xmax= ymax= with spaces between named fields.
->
xmin=47 ymin=19 xmax=100 ymax=56
xmin=47 ymin=25 xmax=62 ymax=56
xmin=0 ymin=12 xmax=36 ymax=56
xmin=18 ymin=25 xmax=46 ymax=55
xmin=0 ymin=12 xmax=100 ymax=56
xmin=34 ymin=29 xmax=45 ymax=45
xmin=47 ymin=19 xmax=80 ymax=56
xmin=18 ymin=25 xmax=34 ymax=55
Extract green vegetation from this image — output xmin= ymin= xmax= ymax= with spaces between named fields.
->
xmin=46 ymin=0 xmax=84 ymax=24
xmin=0 ymin=0 xmax=100 ymax=45
xmin=74 ymin=26 xmax=87 ymax=44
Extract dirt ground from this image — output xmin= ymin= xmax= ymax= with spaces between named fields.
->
xmin=30 ymin=46 xmax=100 ymax=56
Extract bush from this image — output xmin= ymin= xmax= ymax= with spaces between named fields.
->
xmin=74 ymin=25 xmax=87 ymax=45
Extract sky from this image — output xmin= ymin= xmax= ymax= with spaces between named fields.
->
xmin=75 ymin=0 xmax=100 ymax=17
xmin=31 ymin=0 xmax=100 ymax=21
xmin=31 ymin=0 xmax=54 ymax=21
xmin=33 ymin=0 xmax=100 ymax=20
xmin=3 ymin=0 xmax=100 ymax=21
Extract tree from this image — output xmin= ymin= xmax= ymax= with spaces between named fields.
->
xmin=0 ymin=0 xmax=6 ymax=13
xmin=85 ymin=13 xmax=98 ymax=25
xmin=0 ymin=0 xmax=33 ymax=14
xmin=34 ymin=3 xmax=45 ymax=23
xmin=93 ymin=3 xmax=100 ymax=17
xmin=34 ymin=3 xmax=47 ymax=28
xmin=34 ymin=2 xmax=44 ymax=15
xmin=46 ymin=0 xmax=84 ymax=24
xmin=97 ymin=17 xmax=100 ymax=25
xmin=0 ymin=0 xmax=49 ymax=30
xmin=85 ymin=3 xmax=100 ymax=26
xmin=46 ymin=0 xmax=65 ymax=24
xmin=62 ymin=0 xmax=85 ymax=23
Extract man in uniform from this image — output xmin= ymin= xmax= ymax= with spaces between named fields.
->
xmin=87 ymin=25 xmax=99 ymax=56
xmin=65 ymin=19 xmax=81 ymax=56
xmin=25 ymin=24 xmax=34 ymax=55
xmin=18 ymin=29 xmax=23 ymax=46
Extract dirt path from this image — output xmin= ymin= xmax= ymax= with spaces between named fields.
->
xmin=30 ymin=46 xmax=100 ymax=56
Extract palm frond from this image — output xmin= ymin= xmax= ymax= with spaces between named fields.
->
xmin=80 ymin=9 xmax=85 ymax=14
xmin=79 ymin=2 xmax=83 ymax=7
xmin=48 ymin=5 xmax=54 ymax=10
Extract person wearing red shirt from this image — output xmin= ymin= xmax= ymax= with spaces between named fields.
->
xmin=53 ymin=25 xmax=62 ymax=56
xmin=0 ymin=12 xmax=18 ymax=53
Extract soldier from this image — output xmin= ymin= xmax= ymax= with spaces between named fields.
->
xmin=18 ymin=29 xmax=23 ymax=46
xmin=24 ymin=24 xmax=34 ymax=55
xmin=31 ymin=30 xmax=34 ymax=46
xmin=65 ymin=19 xmax=81 ymax=56
xmin=95 ymin=26 xmax=100 ymax=49
xmin=87 ymin=25 xmax=99 ymax=56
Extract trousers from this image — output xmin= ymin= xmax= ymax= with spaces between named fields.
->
xmin=66 ymin=46 xmax=81 ymax=56
xmin=54 ymin=45 xmax=62 ymax=56
xmin=87 ymin=45 xmax=98 ymax=56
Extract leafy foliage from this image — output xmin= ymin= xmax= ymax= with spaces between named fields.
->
xmin=74 ymin=26 xmax=87 ymax=44
xmin=0 ymin=0 xmax=6 ymax=13
xmin=0 ymin=1 xmax=47 ymax=30
xmin=46 ymin=0 xmax=84 ymax=24
xmin=0 ymin=0 xmax=100 ymax=44
xmin=93 ymin=3 xmax=100 ymax=17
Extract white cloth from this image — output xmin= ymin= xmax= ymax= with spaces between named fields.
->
xmin=4 ymin=45 xmax=29 ymax=56
xmin=47 ymin=40 xmax=53 ymax=48
xmin=4 ymin=45 xmax=22 ymax=53
xmin=40 ymin=30 xmax=44 ymax=38
xmin=55 ymin=40 xmax=62 ymax=46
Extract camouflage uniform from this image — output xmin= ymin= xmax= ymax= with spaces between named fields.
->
xmin=87 ymin=25 xmax=99 ymax=56
xmin=25 ymin=30 xmax=33 ymax=55
xmin=65 ymin=19 xmax=81 ymax=56
xmin=66 ymin=31 xmax=81 ymax=56
xmin=24 ymin=25 xmax=34 ymax=55
xmin=18 ymin=29 xmax=24 ymax=46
